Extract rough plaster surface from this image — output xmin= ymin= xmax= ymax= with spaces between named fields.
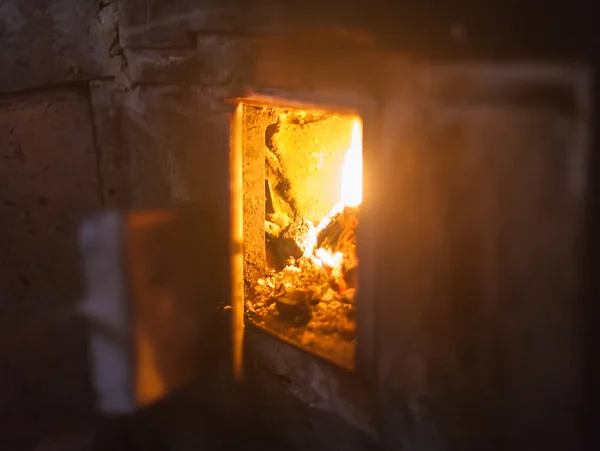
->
xmin=0 ymin=85 xmax=98 ymax=443
xmin=0 ymin=315 xmax=95 ymax=450
xmin=375 ymin=65 xmax=590 ymax=451
xmin=439 ymin=110 xmax=582 ymax=450
xmin=0 ymin=2 xmax=118 ymax=446
xmin=121 ymin=85 xmax=236 ymax=209
xmin=0 ymin=0 xmax=118 ymax=94
xmin=249 ymin=32 xmax=382 ymax=93
xmin=116 ymin=0 xmax=368 ymax=49
xmin=244 ymin=331 xmax=378 ymax=451
xmin=0 ymin=86 xmax=102 ymax=309
xmin=117 ymin=0 xmax=286 ymax=48
xmin=0 ymin=0 xmax=593 ymax=448
xmin=89 ymin=80 xmax=131 ymax=208
xmin=125 ymin=35 xmax=249 ymax=86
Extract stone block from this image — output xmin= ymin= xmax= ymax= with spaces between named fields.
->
xmin=249 ymin=31 xmax=383 ymax=94
xmin=117 ymin=0 xmax=366 ymax=49
xmin=121 ymin=85 xmax=238 ymax=209
xmin=243 ymin=331 xmax=377 ymax=451
xmin=0 ymin=0 xmax=118 ymax=93
xmin=125 ymin=36 xmax=249 ymax=86
xmin=0 ymin=86 xmax=102 ymax=309
xmin=125 ymin=49 xmax=201 ymax=84
xmin=89 ymin=80 xmax=131 ymax=208
xmin=117 ymin=0 xmax=285 ymax=48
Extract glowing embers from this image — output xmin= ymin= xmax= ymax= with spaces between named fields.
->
xmin=241 ymin=103 xmax=362 ymax=369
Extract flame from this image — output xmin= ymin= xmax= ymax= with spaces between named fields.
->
xmin=315 ymin=248 xmax=344 ymax=268
xmin=340 ymin=119 xmax=363 ymax=208
xmin=302 ymin=117 xmax=363 ymax=267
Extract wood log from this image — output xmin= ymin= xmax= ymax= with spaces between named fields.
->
xmin=265 ymin=143 xmax=298 ymax=218
xmin=317 ymin=206 xmax=359 ymax=254
xmin=268 ymin=217 xmax=313 ymax=270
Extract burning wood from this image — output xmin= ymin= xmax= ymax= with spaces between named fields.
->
xmin=246 ymin=118 xmax=362 ymax=356
xmin=248 ymin=250 xmax=357 ymax=343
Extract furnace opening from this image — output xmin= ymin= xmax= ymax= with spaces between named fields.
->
xmin=236 ymin=100 xmax=361 ymax=369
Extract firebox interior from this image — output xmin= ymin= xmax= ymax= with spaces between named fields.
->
xmin=237 ymin=100 xmax=362 ymax=369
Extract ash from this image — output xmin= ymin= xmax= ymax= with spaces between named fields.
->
xmin=246 ymin=208 xmax=358 ymax=367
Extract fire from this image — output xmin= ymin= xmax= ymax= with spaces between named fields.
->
xmin=340 ymin=119 xmax=363 ymax=208
xmin=303 ymin=118 xmax=363 ymax=267
xmin=315 ymin=248 xmax=344 ymax=268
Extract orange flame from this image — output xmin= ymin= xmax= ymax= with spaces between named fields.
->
xmin=303 ymin=118 xmax=362 ymax=267
xmin=340 ymin=119 xmax=363 ymax=208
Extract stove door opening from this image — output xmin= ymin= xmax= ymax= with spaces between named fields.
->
xmin=234 ymin=99 xmax=362 ymax=369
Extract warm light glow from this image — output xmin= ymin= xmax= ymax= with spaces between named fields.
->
xmin=315 ymin=248 xmax=344 ymax=268
xmin=302 ymin=117 xmax=363 ymax=265
xmin=340 ymin=119 xmax=363 ymax=208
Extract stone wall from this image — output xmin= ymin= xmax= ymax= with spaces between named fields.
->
xmin=374 ymin=64 xmax=591 ymax=451
xmin=0 ymin=0 xmax=594 ymax=449
xmin=0 ymin=1 xmax=299 ymax=448
xmin=0 ymin=1 xmax=121 ymax=449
